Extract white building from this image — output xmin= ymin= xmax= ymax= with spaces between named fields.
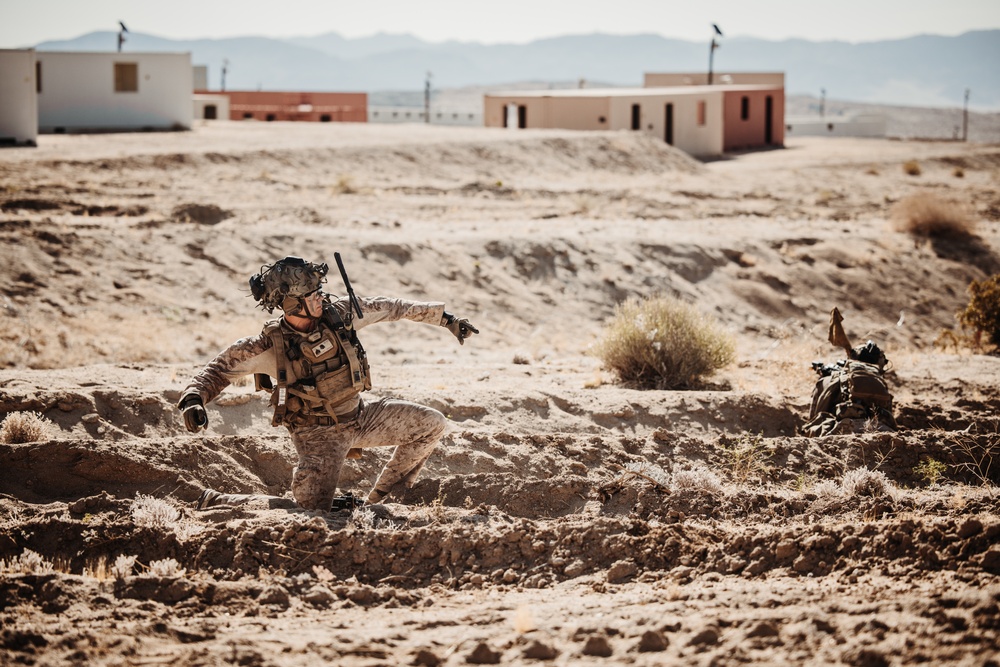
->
xmin=36 ymin=51 xmax=193 ymax=133
xmin=0 ymin=49 xmax=39 ymax=145
xmin=369 ymin=106 xmax=482 ymax=126
xmin=785 ymin=113 xmax=886 ymax=138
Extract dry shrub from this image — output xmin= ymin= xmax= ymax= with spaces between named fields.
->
xmin=953 ymin=166 xmax=965 ymax=178
xmin=110 ymin=554 xmax=137 ymax=580
xmin=2 ymin=549 xmax=54 ymax=574
xmin=889 ymin=191 xmax=976 ymax=238
xmin=903 ymin=160 xmax=922 ymax=176
xmin=671 ymin=465 xmax=724 ymax=495
xmin=840 ymin=467 xmax=898 ymax=500
xmin=0 ymin=411 xmax=54 ymax=444
xmin=130 ymin=494 xmax=180 ymax=528
xmin=958 ymin=274 xmax=1000 ymax=347
xmin=593 ymin=295 xmax=735 ymax=389
xmin=148 ymin=557 xmax=185 ymax=577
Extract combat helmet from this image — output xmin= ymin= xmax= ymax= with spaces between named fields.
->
xmin=249 ymin=256 xmax=328 ymax=314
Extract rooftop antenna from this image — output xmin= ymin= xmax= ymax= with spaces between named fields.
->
xmin=117 ymin=21 xmax=128 ymax=52
xmin=221 ymin=58 xmax=229 ymax=91
xmin=708 ymin=23 xmax=723 ymax=85
xmin=963 ymin=88 xmax=970 ymax=142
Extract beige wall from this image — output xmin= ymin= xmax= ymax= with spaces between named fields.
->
xmin=485 ymin=95 xmax=611 ymax=130
xmin=644 ymin=72 xmax=785 ymax=87
xmin=486 ymin=91 xmax=725 ymax=157
xmin=0 ymin=49 xmax=38 ymax=145
xmin=37 ymin=51 xmax=193 ymax=132
xmin=609 ymin=92 xmax=724 ymax=156
xmin=192 ymin=93 xmax=230 ymax=120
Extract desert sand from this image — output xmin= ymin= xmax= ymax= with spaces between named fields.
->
xmin=1 ymin=120 xmax=999 ymax=666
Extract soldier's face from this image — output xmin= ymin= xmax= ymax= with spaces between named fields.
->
xmin=303 ymin=289 xmax=324 ymax=318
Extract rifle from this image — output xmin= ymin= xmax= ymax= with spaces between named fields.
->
xmin=334 ymin=252 xmax=364 ymax=320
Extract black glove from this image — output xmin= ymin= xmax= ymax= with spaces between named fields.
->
xmin=178 ymin=395 xmax=208 ymax=433
xmin=442 ymin=311 xmax=479 ymax=345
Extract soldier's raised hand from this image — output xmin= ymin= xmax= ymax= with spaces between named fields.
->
xmin=442 ymin=312 xmax=479 ymax=345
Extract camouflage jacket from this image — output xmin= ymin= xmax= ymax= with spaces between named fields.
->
xmin=180 ymin=296 xmax=445 ymax=407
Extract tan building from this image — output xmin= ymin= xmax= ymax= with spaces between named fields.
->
xmin=644 ymin=72 xmax=784 ymax=87
xmin=484 ymin=82 xmax=783 ymax=157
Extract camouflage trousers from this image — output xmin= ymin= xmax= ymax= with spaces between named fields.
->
xmin=290 ymin=397 xmax=447 ymax=509
xmin=199 ymin=397 xmax=446 ymax=511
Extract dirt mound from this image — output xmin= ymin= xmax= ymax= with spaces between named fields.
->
xmin=2 ymin=127 xmax=999 ymax=666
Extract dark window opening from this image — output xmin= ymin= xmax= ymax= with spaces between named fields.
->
xmin=517 ymin=105 xmax=527 ymax=129
xmin=740 ymin=96 xmax=749 ymax=120
xmin=243 ymin=112 xmax=254 ymax=119
xmin=598 ymin=115 xmax=606 ymax=123
xmin=320 ymin=114 xmax=332 ymax=122
xmin=265 ymin=114 xmax=276 ymax=121
xmin=36 ymin=61 xmax=41 ymax=93
xmin=203 ymin=105 xmax=217 ymax=120
xmin=828 ymin=123 xmax=834 ymax=131
xmin=631 ymin=104 xmax=641 ymax=130
xmin=54 ymin=127 xmax=66 ymax=134
xmin=665 ymin=103 xmax=674 ymax=145
xmin=765 ymin=96 xmax=773 ymax=144
xmin=114 ymin=62 xmax=138 ymax=92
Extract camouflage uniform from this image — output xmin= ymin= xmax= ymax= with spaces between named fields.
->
xmin=180 ymin=295 xmax=449 ymax=509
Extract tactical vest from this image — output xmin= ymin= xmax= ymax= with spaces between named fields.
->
xmin=254 ymin=304 xmax=371 ymax=428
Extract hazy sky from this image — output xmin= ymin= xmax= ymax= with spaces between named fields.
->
xmin=2 ymin=0 xmax=999 ymax=47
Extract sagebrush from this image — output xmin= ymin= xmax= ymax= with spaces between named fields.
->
xmin=890 ymin=191 xmax=976 ymax=238
xmin=0 ymin=411 xmax=54 ymax=444
xmin=957 ymin=274 xmax=1000 ymax=347
xmin=593 ymin=295 xmax=735 ymax=389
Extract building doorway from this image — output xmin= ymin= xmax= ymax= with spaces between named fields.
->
xmin=664 ymin=103 xmax=674 ymax=144
xmin=204 ymin=105 xmax=217 ymax=120
xmin=517 ymin=105 xmax=527 ymax=129
xmin=631 ymin=104 xmax=641 ymax=130
xmin=765 ymin=96 xmax=773 ymax=144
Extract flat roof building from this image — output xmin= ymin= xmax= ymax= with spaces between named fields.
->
xmin=212 ymin=91 xmax=367 ymax=123
xmin=36 ymin=51 xmax=193 ymax=133
xmin=484 ymin=82 xmax=784 ymax=157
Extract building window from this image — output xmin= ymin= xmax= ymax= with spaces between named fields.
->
xmin=697 ymin=101 xmax=706 ymax=126
xmin=243 ymin=112 xmax=254 ymax=119
xmin=36 ymin=61 xmax=42 ymax=93
xmin=266 ymin=114 xmax=276 ymax=121
xmin=741 ymin=96 xmax=749 ymax=120
xmin=114 ymin=62 xmax=138 ymax=92
xmin=320 ymin=114 xmax=332 ymax=122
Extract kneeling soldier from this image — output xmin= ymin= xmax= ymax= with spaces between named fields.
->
xmin=177 ymin=255 xmax=478 ymax=510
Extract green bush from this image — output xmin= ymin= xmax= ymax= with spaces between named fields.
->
xmin=593 ymin=295 xmax=735 ymax=389
xmin=958 ymin=274 xmax=1000 ymax=346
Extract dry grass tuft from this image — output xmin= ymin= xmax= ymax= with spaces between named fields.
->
xmin=841 ymin=467 xmax=898 ymax=500
xmin=671 ymin=464 xmax=724 ymax=495
xmin=719 ymin=433 xmax=773 ymax=484
xmin=903 ymin=160 xmax=922 ymax=176
xmin=0 ymin=411 xmax=54 ymax=444
xmin=130 ymin=494 xmax=180 ymax=528
xmin=593 ymin=295 xmax=735 ymax=390
xmin=889 ymin=191 xmax=976 ymax=239
xmin=148 ymin=557 xmax=185 ymax=577
xmin=953 ymin=166 xmax=965 ymax=178
xmin=111 ymin=554 xmax=137 ymax=580
xmin=2 ymin=549 xmax=55 ymax=574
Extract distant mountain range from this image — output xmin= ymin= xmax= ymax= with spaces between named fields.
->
xmin=35 ymin=29 xmax=1000 ymax=109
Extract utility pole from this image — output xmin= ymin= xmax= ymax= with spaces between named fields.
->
xmin=708 ymin=23 xmax=723 ymax=85
xmin=820 ymin=88 xmax=826 ymax=117
xmin=963 ymin=88 xmax=970 ymax=142
xmin=424 ymin=71 xmax=432 ymax=124
xmin=221 ymin=59 xmax=229 ymax=92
